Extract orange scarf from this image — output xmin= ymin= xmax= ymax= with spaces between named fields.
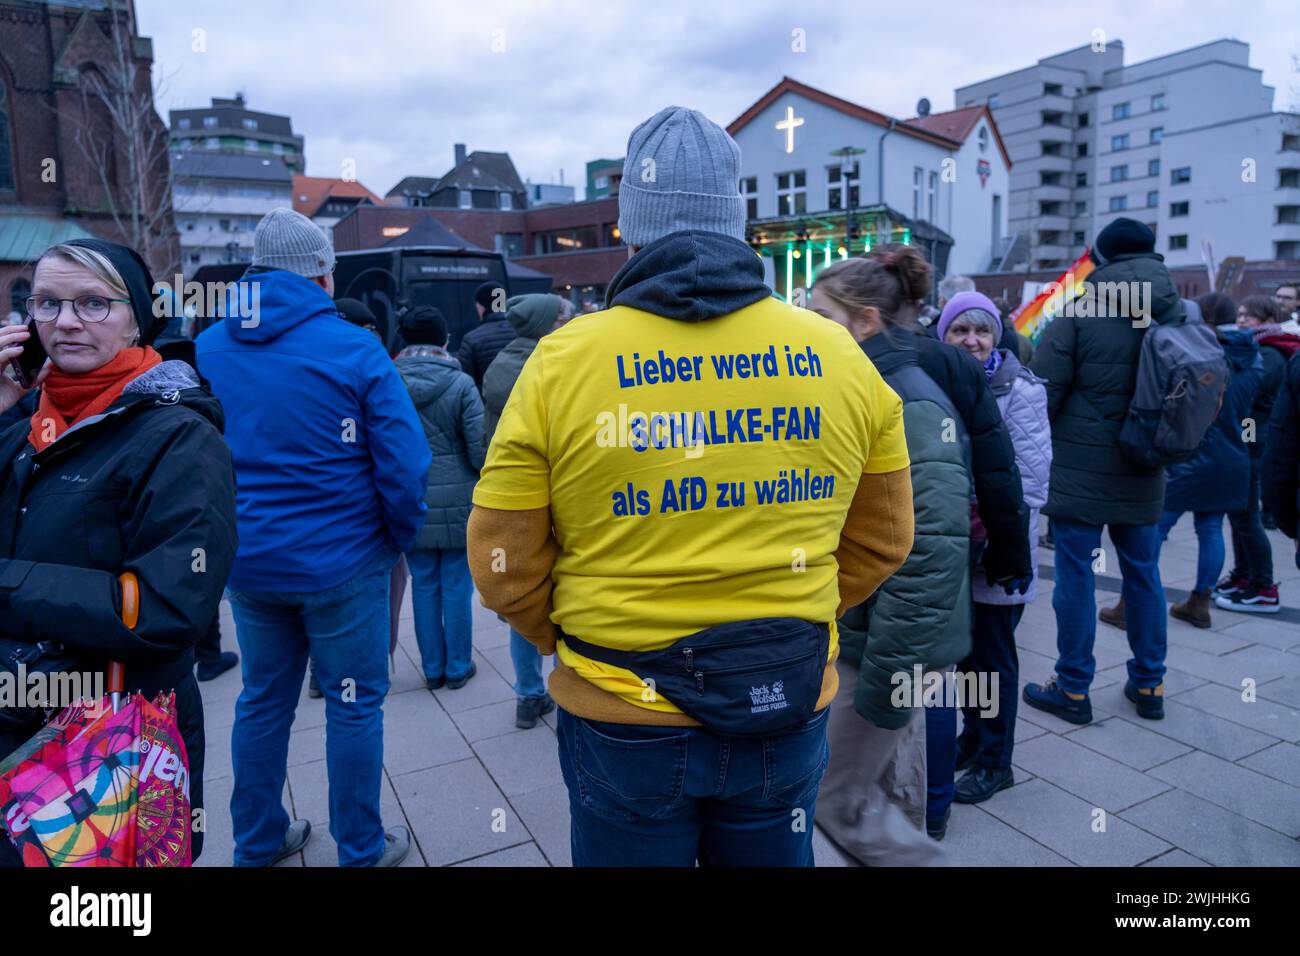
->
xmin=28 ymin=346 xmax=162 ymax=452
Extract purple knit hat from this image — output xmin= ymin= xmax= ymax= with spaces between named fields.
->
xmin=937 ymin=290 xmax=1003 ymax=343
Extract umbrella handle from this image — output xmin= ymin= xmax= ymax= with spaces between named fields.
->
xmin=110 ymin=572 xmax=138 ymax=712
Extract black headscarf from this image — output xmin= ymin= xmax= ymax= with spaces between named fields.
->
xmin=59 ymin=238 xmax=166 ymax=345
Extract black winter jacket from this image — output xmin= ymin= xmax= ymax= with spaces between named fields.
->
xmin=456 ymin=316 xmax=516 ymax=393
xmin=1263 ymin=352 xmax=1300 ymax=543
xmin=1030 ymin=251 xmax=1185 ymax=526
xmin=0 ymin=361 xmax=238 ymax=860
xmin=908 ymin=332 xmax=1032 ymax=581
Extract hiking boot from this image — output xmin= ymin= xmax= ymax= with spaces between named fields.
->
xmin=1212 ymin=574 xmax=1248 ymax=599
xmin=374 ymin=826 xmax=412 ymax=867
xmin=926 ymin=805 xmax=950 ymax=841
xmin=1215 ymin=583 xmax=1280 ymax=614
xmin=1098 ymin=597 xmax=1126 ymax=630
xmin=266 ymin=819 xmax=312 ymax=866
xmin=1124 ymin=680 xmax=1165 ymax=720
xmin=955 ymin=733 xmax=979 ymax=773
xmin=515 ymin=693 xmax=555 ymax=730
xmin=1023 ymin=677 xmax=1093 ymax=725
xmin=954 ymin=766 xmax=1015 ymax=805
xmin=1170 ymin=589 xmax=1212 ymax=629
xmin=446 ymin=661 xmax=477 ymax=690
xmin=196 ymin=651 xmax=239 ymax=682
xmin=307 ymin=669 xmax=323 ymax=699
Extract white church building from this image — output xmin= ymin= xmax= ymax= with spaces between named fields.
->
xmin=727 ymin=77 xmax=1011 ymax=301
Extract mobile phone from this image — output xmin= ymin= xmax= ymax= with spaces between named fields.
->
xmin=11 ymin=319 xmax=48 ymax=389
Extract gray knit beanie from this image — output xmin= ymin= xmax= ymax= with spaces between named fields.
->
xmin=617 ymin=106 xmax=746 ymax=248
xmin=252 ymin=207 xmax=335 ymax=277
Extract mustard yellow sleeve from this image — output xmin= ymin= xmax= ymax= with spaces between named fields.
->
xmin=467 ymin=505 xmax=559 ymax=653
xmin=834 ymin=467 xmax=915 ymax=616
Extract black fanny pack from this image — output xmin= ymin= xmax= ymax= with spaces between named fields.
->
xmin=0 ymin=638 xmax=82 ymax=734
xmin=560 ymin=617 xmax=830 ymax=737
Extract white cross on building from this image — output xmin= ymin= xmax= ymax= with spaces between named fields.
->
xmin=775 ymin=105 xmax=804 ymax=154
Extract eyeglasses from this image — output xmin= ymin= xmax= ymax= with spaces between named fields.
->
xmin=25 ymin=295 xmax=131 ymax=323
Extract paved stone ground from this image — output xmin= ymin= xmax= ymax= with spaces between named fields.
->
xmin=195 ymin=520 xmax=1300 ymax=867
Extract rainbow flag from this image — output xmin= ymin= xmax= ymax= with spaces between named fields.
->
xmin=1011 ymin=249 xmax=1095 ymax=344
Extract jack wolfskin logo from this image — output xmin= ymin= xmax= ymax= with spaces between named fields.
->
xmin=749 ymin=681 xmax=788 ymax=714
xmin=60 ymin=473 xmax=89 ymax=483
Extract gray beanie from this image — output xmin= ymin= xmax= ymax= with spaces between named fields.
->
xmin=617 ymin=106 xmax=746 ymax=248
xmin=252 ymin=207 xmax=335 ymax=278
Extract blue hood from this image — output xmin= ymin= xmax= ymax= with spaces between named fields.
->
xmin=225 ymin=269 xmax=338 ymax=343
xmin=605 ymin=229 xmax=772 ymax=322
xmin=1218 ymin=326 xmax=1262 ymax=372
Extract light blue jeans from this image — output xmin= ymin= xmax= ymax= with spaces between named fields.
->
xmin=406 ymin=547 xmax=474 ymax=682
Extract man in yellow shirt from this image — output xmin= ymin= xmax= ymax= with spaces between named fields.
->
xmin=468 ymin=106 xmax=914 ymax=866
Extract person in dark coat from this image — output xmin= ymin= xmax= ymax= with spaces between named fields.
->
xmin=395 ymin=306 xmax=485 ymax=692
xmin=455 ymin=281 xmax=515 ymax=392
xmin=1157 ymin=325 xmax=1262 ymax=628
xmin=1025 ymin=218 xmax=1185 ymax=724
xmin=1262 ymin=352 xmax=1300 ymax=571
xmin=1215 ymin=295 xmax=1300 ymax=613
xmin=0 ymin=238 xmax=238 ymax=866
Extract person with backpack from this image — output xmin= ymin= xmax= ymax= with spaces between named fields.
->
xmin=467 ymin=107 xmax=915 ymax=866
xmin=809 ymin=249 xmax=970 ymax=861
xmin=1153 ymin=315 xmax=1262 ymax=629
xmin=1026 ymin=219 xmax=1196 ymax=724
xmin=1213 ymin=295 xmax=1300 ymax=613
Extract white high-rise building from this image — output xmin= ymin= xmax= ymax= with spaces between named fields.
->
xmin=957 ymin=39 xmax=1300 ymax=270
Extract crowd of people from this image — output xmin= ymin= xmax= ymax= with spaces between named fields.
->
xmin=1 ymin=104 xmax=1298 ymax=867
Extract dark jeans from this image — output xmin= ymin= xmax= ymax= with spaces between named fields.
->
xmin=557 ymin=706 xmax=829 ymax=866
xmin=1228 ymin=459 xmax=1274 ymax=587
xmin=195 ymin=614 xmax=224 ymax=666
xmin=958 ymin=603 xmax=1024 ymax=770
xmin=925 ymin=671 xmax=956 ymax=824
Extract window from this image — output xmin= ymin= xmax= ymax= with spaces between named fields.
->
xmin=1074 ymin=200 xmax=1087 ymax=216
xmin=1151 ymin=93 xmax=1166 ymax=112
xmin=1112 ymin=102 xmax=1131 ymax=120
xmin=1150 ymin=127 xmax=1163 ymax=144
xmin=1073 ymin=230 xmax=1086 ymax=245
xmin=1277 ymin=241 xmax=1300 ymax=258
xmin=1109 ymin=195 xmax=1128 ymax=212
xmin=458 ymin=189 xmax=472 ymax=209
xmin=595 ymin=175 xmax=609 ymax=190
xmin=1283 ymin=133 xmax=1300 ymax=151
xmin=1168 ymin=234 xmax=1188 ymax=251
xmin=1278 ymin=205 xmax=1300 ymax=225
xmin=1044 ymin=82 xmax=1062 ymax=95
xmin=1170 ymin=201 xmax=1189 ymax=217
xmin=826 ymin=165 xmax=858 ymax=212
xmin=1279 ymin=169 xmax=1300 ymax=188
xmin=1076 ymin=172 xmax=1088 ymax=188
xmin=177 ymin=117 xmax=191 ymax=130
xmin=1077 ymin=142 xmax=1089 ymax=158
xmin=498 ymin=192 xmax=513 ymax=210
xmin=1148 ymin=158 xmax=1161 ymax=177
xmin=218 ymin=218 xmax=231 ymax=231
xmin=927 ymin=170 xmax=938 ymax=222
xmin=776 ymin=170 xmax=806 ymax=215
xmin=244 ymin=138 xmax=257 ymax=150
xmin=495 ymin=233 xmax=524 ymax=257
xmin=241 ymin=118 xmax=258 ymax=131
xmin=741 ymin=176 xmax=759 ymax=218
xmin=1146 ymin=190 xmax=1158 ymax=207
xmin=202 ymin=116 xmax=217 ymax=128
xmin=1078 ymin=112 xmax=1090 ymax=128
xmin=912 ymin=167 xmax=922 ymax=218
xmin=1170 ymin=167 xmax=1191 ymax=185
xmin=1111 ymin=134 xmax=1130 ymax=151
xmin=1110 ymin=164 xmax=1128 ymax=182
xmin=978 ymin=126 xmax=990 ymax=152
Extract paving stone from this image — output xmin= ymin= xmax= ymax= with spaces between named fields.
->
xmin=474 ymin=725 xmax=564 ymax=796
xmin=285 ymin=758 xmax=403 ymax=831
xmin=1114 ymin=698 xmax=1278 ymax=761
xmin=1009 ymin=734 xmax=1171 ymax=811
xmin=194 ymin=773 xmax=234 ymax=868
xmin=393 ymin=758 xmax=521 ymax=866
xmin=1165 ymin=621 xmax=1256 ymax=655
xmin=1217 ymin=618 xmax=1300 ymax=651
xmin=1017 ymin=626 xmax=1130 ymax=672
xmin=429 ymin=649 xmax=517 ymax=713
xmin=381 ymin=687 xmax=474 ymax=776
xmin=511 ymin=781 xmax=572 ymax=866
xmin=811 ymin=825 xmax=850 ymax=866
xmin=301 ymin=816 xmax=427 ymax=867
xmin=1147 ymin=750 xmax=1300 ymax=837
xmin=941 ymin=802 xmax=1074 ymax=867
xmin=978 ymin=778 xmax=1171 ymax=866
xmin=287 ymin=724 xmax=327 ymax=767
xmin=1171 ymin=682 xmax=1299 ymax=742
xmin=1139 ymin=849 xmax=1210 ymax=866
xmin=451 ymin=698 xmax=531 ymax=743
xmin=1257 ymin=675 xmax=1300 ymax=709
xmin=1119 ymin=789 xmax=1300 ymax=867
xmin=1238 ymin=742 xmax=1300 ymax=788
xmin=1013 ymin=715 xmax=1048 ymax=744
xmin=1064 ymin=715 xmax=1193 ymax=771
xmin=1093 ymin=663 xmax=1207 ymax=698
xmin=452 ymin=842 xmax=548 ymax=867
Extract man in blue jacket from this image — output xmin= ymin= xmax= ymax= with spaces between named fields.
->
xmin=197 ymin=208 xmax=431 ymax=867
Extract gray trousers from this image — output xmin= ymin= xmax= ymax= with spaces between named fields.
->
xmin=814 ymin=659 xmax=945 ymax=866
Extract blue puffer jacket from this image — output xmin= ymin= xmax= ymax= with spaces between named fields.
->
xmin=395 ymin=348 xmax=485 ymax=550
xmin=196 ymin=269 xmax=431 ymax=591
xmin=1164 ymin=328 xmax=1263 ymax=515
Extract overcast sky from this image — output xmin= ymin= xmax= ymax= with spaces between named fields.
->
xmin=136 ymin=0 xmax=1298 ymax=200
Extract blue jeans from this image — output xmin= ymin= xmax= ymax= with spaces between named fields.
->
xmin=1051 ymin=520 xmax=1167 ymax=694
xmin=1158 ymin=510 xmax=1225 ymax=593
xmin=228 ymin=549 xmax=393 ymax=867
xmin=925 ymin=670 xmax=957 ymax=824
xmin=557 ymin=707 xmax=830 ymax=866
xmin=406 ymin=548 xmax=473 ymax=682
xmin=510 ymin=628 xmax=549 ymax=699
